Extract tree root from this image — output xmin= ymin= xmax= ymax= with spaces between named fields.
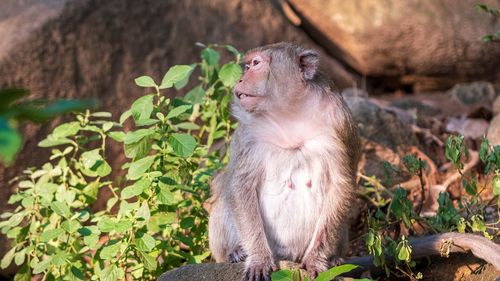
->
xmin=345 ymin=232 xmax=500 ymax=276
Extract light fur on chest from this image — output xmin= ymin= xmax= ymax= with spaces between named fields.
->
xmin=257 ymin=136 xmax=342 ymax=261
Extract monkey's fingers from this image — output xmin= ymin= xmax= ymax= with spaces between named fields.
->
xmin=244 ymin=263 xmax=275 ymax=281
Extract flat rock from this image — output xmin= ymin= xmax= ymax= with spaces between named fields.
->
xmin=158 ymin=263 xmax=244 ymax=281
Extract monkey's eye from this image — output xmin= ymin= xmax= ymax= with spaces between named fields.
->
xmin=252 ymin=58 xmax=260 ymax=66
xmin=244 ymin=64 xmax=250 ymax=71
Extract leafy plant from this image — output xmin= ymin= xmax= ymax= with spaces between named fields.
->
xmin=0 ymin=88 xmax=94 ymax=165
xmin=0 ymin=44 xmax=241 ymax=280
xmin=362 ymin=135 xmax=499 ymax=280
xmin=271 ymin=264 xmax=366 ymax=281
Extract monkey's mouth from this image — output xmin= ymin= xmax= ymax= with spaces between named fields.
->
xmin=234 ymin=91 xmax=255 ymax=100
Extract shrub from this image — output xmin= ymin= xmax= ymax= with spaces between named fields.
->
xmin=0 ymin=44 xmax=242 ymax=280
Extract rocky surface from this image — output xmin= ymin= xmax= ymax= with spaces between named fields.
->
xmin=344 ymin=95 xmax=418 ymax=150
xmin=157 ymin=254 xmax=500 ymax=281
xmin=287 ymin=0 xmax=500 ymax=91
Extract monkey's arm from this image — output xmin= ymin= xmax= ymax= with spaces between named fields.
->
xmin=226 ymin=143 xmax=276 ymax=280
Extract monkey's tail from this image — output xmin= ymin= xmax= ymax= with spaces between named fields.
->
xmin=346 ymin=232 xmax=500 ymax=273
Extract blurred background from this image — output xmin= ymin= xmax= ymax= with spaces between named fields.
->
xmin=0 ymin=0 xmax=499 ymax=278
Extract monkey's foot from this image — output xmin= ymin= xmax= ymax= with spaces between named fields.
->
xmin=228 ymin=247 xmax=247 ymax=263
xmin=329 ymin=256 xmax=345 ymax=266
xmin=300 ymin=256 xmax=329 ymax=279
xmin=244 ymin=256 xmax=277 ymax=281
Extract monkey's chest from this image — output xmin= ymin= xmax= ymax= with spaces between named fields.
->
xmin=258 ymin=144 xmax=327 ymax=259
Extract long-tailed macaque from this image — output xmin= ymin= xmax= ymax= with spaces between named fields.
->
xmin=208 ymin=42 xmax=361 ymax=281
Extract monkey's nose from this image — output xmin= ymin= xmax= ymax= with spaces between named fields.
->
xmin=238 ymin=79 xmax=243 ymax=83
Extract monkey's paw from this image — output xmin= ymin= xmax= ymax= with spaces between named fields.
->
xmin=244 ymin=255 xmax=277 ymax=281
xmin=300 ymin=255 xmax=329 ymax=279
xmin=228 ymin=247 xmax=247 ymax=263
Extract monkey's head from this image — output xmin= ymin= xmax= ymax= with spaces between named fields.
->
xmin=233 ymin=42 xmax=320 ymax=113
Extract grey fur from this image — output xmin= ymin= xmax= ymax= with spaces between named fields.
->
xmin=208 ymin=42 xmax=361 ymax=280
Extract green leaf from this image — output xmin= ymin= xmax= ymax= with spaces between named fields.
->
xmin=119 ymin=109 xmax=132 ymax=124
xmin=91 ymin=111 xmax=112 ymax=117
xmin=41 ymin=228 xmax=64 ymax=242
xmin=176 ymin=122 xmax=200 ymax=130
xmin=180 ymin=217 xmax=195 ymax=229
xmin=493 ymin=174 xmax=500 ymax=196
xmin=52 ymin=250 xmax=68 ymax=266
xmin=169 ymin=133 xmax=197 ymax=157
xmin=14 ymin=248 xmax=25 ymax=266
xmin=52 ymin=121 xmax=81 ymax=138
xmin=224 ymin=45 xmax=241 ymax=58
xmin=136 ymin=233 xmax=156 ymax=252
xmin=134 ymin=76 xmax=157 ymax=88
xmin=139 ymin=251 xmax=157 ymax=271
xmin=50 ymin=201 xmax=71 ymax=218
xmin=158 ymin=186 xmax=177 ymax=205
xmin=166 ymin=105 xmax=192 ymax=119
xmin=124 ymin=128 xmax=155 ymax=144
xmin=463 ymin=178 xmax=477 ymax=196
xmin=38 ymin=136 xmax=72 ymax=147
xmin=160 ymin=65 xmax=195 ymax=89
xmin=271 ymin=270 xmax=293 ymax=281
xmin=100 ymin=240 xmax=121 ymax=259
xmin=114 ymin=219 xmax=133 ymax=233
xmin=62 ymin=220 xmax=81 ymax=233
xmin=32 ymin=258 xmax=51 ymax=274
xmin=184 ymin=86 xmax=205 ymax=104
xmin=219 ymin=62 xmax=242 ymax=87
xmin=135 ymin=201 xmax=151 ymax=227
xmin=1 ymin=247 xmax=15 ymax=269
xmin=128 ymin=155 xmax=155 ymax=180
xmin=201 ymin=48 xmax=220 ymax=66
xmin=0 ymin=118 xmax=22 ymax=165
xmin=102 ymin=122 xmax=113 ymax=132
xmin=315 ymin=264 xmax=358 ymax=281
xmin=80 ymin=149 xmax=111 ymax=177
xmin=121 ymin=178 xmax=150 ymax=199
xmin=124 ymin=135 xmax=152 ymax=159
xmin=84 ymin=235 xmax=99 ymax=249
xmin=13 ymin=264 xmax=31 ymax=281
xmin=397 ymin=246 xmax=410 ymax=262
xmin=68 ymin=266 xmax=84 ymax=281
xmin=97 ymin=217 xmax=116 ymax=233
xmin=99 ymin=264 xmax=124 ymax=281
xmin=130 ymin=94 xmax=154 ymax=122
xmin=479 ymin=138 xmax=490 ymax=163
xmin=108 ymin=131 xmax=125 ymax=142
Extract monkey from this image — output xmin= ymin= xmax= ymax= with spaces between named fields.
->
xmin=208 ymin=42 xmax=361 ymax=281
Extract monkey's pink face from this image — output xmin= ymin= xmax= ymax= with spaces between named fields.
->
xmin=233 ymin=52 xmax=270 ymax=112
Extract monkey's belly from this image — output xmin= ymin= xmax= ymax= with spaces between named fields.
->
xmin=259 ymin=166 xmax=324 ymax=261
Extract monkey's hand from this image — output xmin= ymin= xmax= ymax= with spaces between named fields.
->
xmin=244 ymin=254 xmax=277 ymax=281
xmin=301 ymin=254 xmax=329 ymax=279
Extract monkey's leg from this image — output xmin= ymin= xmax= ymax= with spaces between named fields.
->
xmin=228 ymin=166 xmax=276 ymax=280
xmin=209 ymin=197 xmax=245 ymax=263
xmin=301 ymin=180 xmax=354 ymax=278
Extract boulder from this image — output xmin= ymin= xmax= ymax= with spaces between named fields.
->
xmin=287 ymin=0 xmax=500 ymax=91
xmin=0 ymin=0 xmax=357 ymax=276
xmin=344 ymin=96 xmax=418 ymax=151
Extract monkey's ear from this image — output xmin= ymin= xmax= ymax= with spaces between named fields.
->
xmin=299 ymin=50 xmax=319 ymax=80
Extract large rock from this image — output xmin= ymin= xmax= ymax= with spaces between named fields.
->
xmin=344 ymin=95 xmax=418 ymax=150
xmin=0 ymin=0 xmax=358 ymax=276
xmin=288 ymin=0 xmax=500 ymax=91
